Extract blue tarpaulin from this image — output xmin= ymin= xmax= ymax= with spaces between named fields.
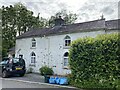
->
xmin=59 ymin=77 xmax=68 ymax=85
xmin=49 ymin=77 xmax=56 ymax=84
xmin=49 ymin=76 xmax=68 ymax=85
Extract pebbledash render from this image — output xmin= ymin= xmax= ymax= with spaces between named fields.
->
xmin=15 ymin=17 xmax=119 ymax=75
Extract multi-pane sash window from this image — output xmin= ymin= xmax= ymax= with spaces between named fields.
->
xmin=64 ymin=57 xmax=68 ymax=66
xmin=63 ymin=52 xmax=69 ymax=67
xmin=32 ymin=38 xmax=36 ymax=48
xmin=31 ymin=52 xmax=36 ymax=63
xmin=64 ymin=36 xmax=71 ymax=47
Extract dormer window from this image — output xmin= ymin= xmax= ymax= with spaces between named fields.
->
xmin=64 ymin=35 xmax=71 ymax=47
xmin=31 ymin=38 xmax=36 ymax=48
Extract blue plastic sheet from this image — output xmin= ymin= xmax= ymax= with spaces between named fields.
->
xmin=59 ymin=77 xmax=68 ymax=85
xmin=55 ymin=77 xmax=60 ymax=84
xmin=49 ymin=76 xmax=68 ymax=85
xmin=49 ymin=77 xmax=56 ymax=84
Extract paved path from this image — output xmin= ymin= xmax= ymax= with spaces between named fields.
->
xmin=1 ymin=79 xmax=58 ymax=88
xmin=0 ymin=73 xmax=78 ymax=89
xmin=9 ymin=73 xmax=45 ymax=83
xmin=0 ymin=78 xmax=79 ymax=90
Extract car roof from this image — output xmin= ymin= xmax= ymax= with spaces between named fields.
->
xmin=2 ymin=57 xmax=9 ymax=60
xmin=2 ymin=57 xmax=9 ymax=59
xmin=2 ymin=57 xmax=24 ymax=60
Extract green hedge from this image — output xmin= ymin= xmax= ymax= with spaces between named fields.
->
xmin=69 ymin=33 xmax=120 ymax=89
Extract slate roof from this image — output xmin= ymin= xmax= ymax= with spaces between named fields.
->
xmin=16 ymin=19 xmax=120 ymax=39
xmin=105 ymin=19 xmax=120 ymax=29
xmin=9 ymin=47 xmax=15 ymax=52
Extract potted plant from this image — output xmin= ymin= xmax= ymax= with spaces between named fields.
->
xmin=39 ymin=66 xmax=54 ymax=83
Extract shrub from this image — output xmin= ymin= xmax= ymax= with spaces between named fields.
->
xmin=69 ymin=33 xmax=120 ymax=89
xmin=27 ymin=67 xmax=33 ymax=73
xmin=39 ymin=66 xmax=54 ymax=75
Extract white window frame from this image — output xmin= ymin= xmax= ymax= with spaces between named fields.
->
xmin=31 ymin=52 xmax=36 ymax=64
xmin=64 ymin=35 xmax=71 ymax=48
xmin=63 ymin=52 xmax=69 ymax=69
xmin=31 ymin=38 xmax=36 ymax=48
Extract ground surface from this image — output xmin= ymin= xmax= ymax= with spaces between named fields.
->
xmin=1 ymin=79 xmax=58 ymax=88
xmin=0 ymin=73 xmax=78 ymax=89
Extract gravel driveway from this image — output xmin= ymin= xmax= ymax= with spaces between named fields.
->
xmin=10 ymin=73 xmax=45 ymax=83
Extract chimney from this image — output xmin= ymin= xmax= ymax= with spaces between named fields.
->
xmin=100 ymin=14 xmax=105 ymax=20
xmin=54 ymin=16 xmax=65 ymax=26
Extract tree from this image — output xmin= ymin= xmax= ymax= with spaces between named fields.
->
xmin=1 ymin=3 xmax=42 ymax=57
xmin=48 ymin=10 xmax=78 ymax=27
xmin=14 ymin=3 xmax=41 ymax=35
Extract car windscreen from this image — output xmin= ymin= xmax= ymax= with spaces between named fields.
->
xmin=13 ymin=58 xmax=25 ymax=66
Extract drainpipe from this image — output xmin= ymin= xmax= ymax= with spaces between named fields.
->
xmin=47 ymin=37 xmax=50 ymax=67
xmin=44 ymin=35 xmax=50 ymax=67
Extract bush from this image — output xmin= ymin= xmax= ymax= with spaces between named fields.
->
xmin=69 ymin=33 xmax=120 ymax=89
xmin=39 ymin=66 xmax=54 ymax=75
xmin=26 ymin=67 xmax=33 ymax=73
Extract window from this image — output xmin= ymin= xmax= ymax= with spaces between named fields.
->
xmin=31 ymin=38 xmax=36 ymax=48
xmin=31 ymin=52 xmax=36 ymax=63
xmin=64 ymin=35 xmax=71 ymax=47
xmin=63 ymin=52 xmax=69 ymax=68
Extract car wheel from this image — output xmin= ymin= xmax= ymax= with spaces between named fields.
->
xmin=2 ymin=70 xmax=8 ymax=78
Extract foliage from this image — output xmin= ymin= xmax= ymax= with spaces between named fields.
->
xmin=27 ymin=67 xmax=33 ymax=73
xmin=69 ymin=33 xmax=120 ymax=89
xmin=39 ymin=66 xmax=54 ymax=75
xmin=1 ymin=3 xmax=42 ymax=57
xmin=48 ymin=9 xmax=78 ymax=27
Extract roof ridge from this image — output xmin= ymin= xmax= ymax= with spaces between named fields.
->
xmin=16 ymin=19 xmax=119 ymax=39
xmin=64 ymin=19 xmax=105 ymax=26
xmin=105 ymin=19 xmax=120 ymax=22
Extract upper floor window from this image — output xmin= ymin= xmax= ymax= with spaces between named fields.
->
xmin=64 ymin=35 xmax=71 ymax=47
xmin=31 ymin=52 xmax=36 ymax=63
xmin=31 ymin=38 xmax=36 ymax=48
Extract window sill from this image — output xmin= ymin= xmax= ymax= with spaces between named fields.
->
xmin=63 ymin=66 xmax=70 ymax=69
xmin=29 ymin=64 xmax=36 ymax=67
xmin=63 ymin=46 xmax=71 ymax=49
xmin=30 ymin=47 xmax=36 ymax=49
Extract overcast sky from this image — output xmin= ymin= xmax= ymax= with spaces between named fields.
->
xmin=0 ymin=0 xmax=119 ymax=23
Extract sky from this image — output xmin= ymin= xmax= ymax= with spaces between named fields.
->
xmin=0 ymin=0 xmax=120 ymax=23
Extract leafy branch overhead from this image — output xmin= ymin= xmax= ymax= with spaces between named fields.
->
xmin=2 ymin=3 xmax=40 ymax=57
xmin=48 ymin=9 xmax=78 ymax=27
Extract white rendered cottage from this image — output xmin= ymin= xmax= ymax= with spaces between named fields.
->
xmin=15 ymin=17 xmax=119 ymax=75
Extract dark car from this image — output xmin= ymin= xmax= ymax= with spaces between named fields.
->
xmin=0 ymin=57 xmax=26 ymax=78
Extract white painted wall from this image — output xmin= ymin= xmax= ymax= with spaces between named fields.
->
xmin=15 ymin=30 xmax=117 ymax=75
